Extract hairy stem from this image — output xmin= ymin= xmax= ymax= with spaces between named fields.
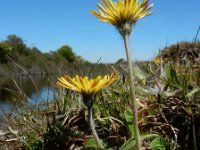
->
xmin=123 ymin=34 xmax=141 ymax=150
xmin=89 ymin=107 xmax=104 ymax=149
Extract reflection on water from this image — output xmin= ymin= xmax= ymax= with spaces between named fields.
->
xmin=29 ymin=87 xmax=56 ymax=106
xmin=0 ymin=101 xmax=16 ymax=117
xmin=0 ymin=76 xmax=58 ymax=116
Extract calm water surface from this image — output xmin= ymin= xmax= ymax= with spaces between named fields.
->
xmin=0 ymin=76 xmax=58 ymax=117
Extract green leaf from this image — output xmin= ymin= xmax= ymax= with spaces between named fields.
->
xmin=165 ymin=63 xmax=180 ymax=88
xmin=186 ymin=88 xmax=200 ymax=98
xmin=124 ymin=109 xmax=133 ymax=123
xmin=132 ymin=63 xmax=147 ymax=85
xmin=141 ymin=133 xmax=159 ymax=140
xmin=151 ymin=137 xmax=166 ymax=150
xmin=124 ymin=109 xmax=135 ymax=137
xmin=121 ymin=134 xmax=159 ymax=150
xmin=85 ymin=138 xmax=98 ymax=149
xmin=120 ymin=137 xmax=136 ymax=150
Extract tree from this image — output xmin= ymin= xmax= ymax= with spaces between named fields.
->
xmin=0 ymin=42 xmax=11 ymax=63
xmin=57 ymin=45 xmax=76 ymax=63
xmin=5 ymin=35 xmax=28 ymax=55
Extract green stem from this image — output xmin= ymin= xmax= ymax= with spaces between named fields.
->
xmin=123 ymin=34 xmax=141 ymax=150
xmin=89 ymin=107 xmax=104 ymax=149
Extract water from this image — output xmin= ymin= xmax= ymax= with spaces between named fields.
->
xmin=0 ymin=76 xmax=58 ymax=117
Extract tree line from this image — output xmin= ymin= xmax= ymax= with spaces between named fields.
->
xmin=0 ymin=35 xmax=80 ymax=64
xmin=0 ymin=35 xmax=113 ymax=77
xmin=0 ymin=35 xmax=90 ymax=76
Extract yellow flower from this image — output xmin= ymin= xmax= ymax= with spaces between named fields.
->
xmin=154 ymin=57 xmax=161 ymax=64
xmin=91 ymin=0 xmax=153 ymax=35
xmin=154 ymin=56 xmax=164 ymax=65
xmin=57 ymin=73 xmax=118 ymax=97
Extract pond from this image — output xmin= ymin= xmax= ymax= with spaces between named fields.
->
xmin=0 ymin=75 xmax=58 ymax=117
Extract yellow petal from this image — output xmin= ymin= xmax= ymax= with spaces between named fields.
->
xmin=91 ymin=0 xmax=153 ymax=27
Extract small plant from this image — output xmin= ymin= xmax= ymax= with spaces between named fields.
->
xmin=91 ymin=0 xmax=153 ymax=149
xmin=57 ymin=73 xmax=118 ymax=149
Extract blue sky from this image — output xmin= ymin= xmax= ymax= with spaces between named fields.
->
xmin=0 ymin=0 xmax=200 ymax=63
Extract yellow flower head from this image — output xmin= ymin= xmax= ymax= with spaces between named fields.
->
xmin=154 ymin=57 xmax=161 ymax=65
xmin=57 ymin=73 xmax=118 ymax=97
xmin=91 ymin=0 xmax=153 ymax=35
